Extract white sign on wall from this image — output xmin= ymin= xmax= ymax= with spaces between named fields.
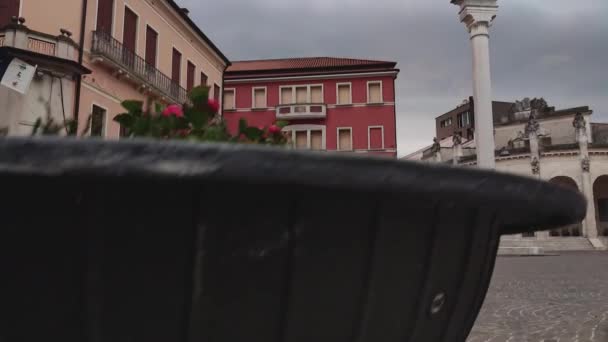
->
xmin=0 ymin=58 xmax=37 ymax=94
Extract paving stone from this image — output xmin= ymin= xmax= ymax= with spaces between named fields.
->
xmin=467 ymin=252 xmax=608 ymax=342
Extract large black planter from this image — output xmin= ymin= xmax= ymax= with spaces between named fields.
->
xmin=0 ymin=138 xmax=585 ymax=342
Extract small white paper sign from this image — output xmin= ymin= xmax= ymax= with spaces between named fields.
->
xmin=1 ymin=58 xmax=37 ymax=94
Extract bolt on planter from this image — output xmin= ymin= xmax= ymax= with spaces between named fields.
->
xmin=0 ymin=138 xmax=585 ymax=342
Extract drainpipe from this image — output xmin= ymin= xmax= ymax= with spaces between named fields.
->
xmin=220 ymin=62 xmax=231 ymax=117
xmin=73 ymin=0 xmax=88 ymax=129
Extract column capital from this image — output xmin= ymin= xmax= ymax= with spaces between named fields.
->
xmin=452 ymin=0 xmax=498 ymax=35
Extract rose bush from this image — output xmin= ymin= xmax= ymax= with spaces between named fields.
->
xmin=113 ymin=86 xmax=288 ymax=145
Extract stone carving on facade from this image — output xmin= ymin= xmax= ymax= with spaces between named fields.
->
xmin=581 ymin=157 xmax=590 ymax=172
xmin=573 ymin=112 xmax=586 ymax=131
xmin=525 ymin=113 xmax=540 ymax=136
xmin=430 ymin=137 xmax=441 ymax=153
xmin=452 ymin=133 xmax=462 ymax=146
xmin=511 ymin=97 xmax=548 ymax=114
xmin=531 ymin=157 xmax=540 ymax=175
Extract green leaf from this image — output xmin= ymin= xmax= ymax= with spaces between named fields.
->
xmin=275 ymin=120 xmax=289 ymax=128
xmin=185 ymin=107 xmax=209 ymax=130
xmin=189 ymin=86 xmax=209 ymax=107
xmin=238 ymin=118 xmax=249 ymax=134
xmin=113 ymin=113 xmax=134 ymax=127
xmin=121 ymin=100 xmax=143 ymax=115
xmin=154 ymin=102 xmax=163 ymax=114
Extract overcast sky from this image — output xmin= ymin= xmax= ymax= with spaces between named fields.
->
xmin=178 ymin=0 xmax=608 ymax=156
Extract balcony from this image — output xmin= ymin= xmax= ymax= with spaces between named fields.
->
xmin=90 ymin=30 xmax=188 ymax=104
xmin=276 ymin=104 xmax=327 ymax=120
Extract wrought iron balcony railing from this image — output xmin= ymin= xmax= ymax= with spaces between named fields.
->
xmin=91 ymin=30 xmax=188 ymax=104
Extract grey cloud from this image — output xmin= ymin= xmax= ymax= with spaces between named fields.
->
xmin=178 ymin=0 xmax=608 ymax=155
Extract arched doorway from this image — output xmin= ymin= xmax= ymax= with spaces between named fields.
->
xmin=549 ymin=176 xmax=582 ymax=237
xmin=593 ymin=175 xmax=608 ymax=236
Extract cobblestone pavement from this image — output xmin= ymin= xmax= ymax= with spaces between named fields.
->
xmin=468 ymin=252 xmax=608 ymax=342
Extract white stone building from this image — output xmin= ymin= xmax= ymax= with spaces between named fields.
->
xmin=404 ymin=98 xmax=608 ymax=251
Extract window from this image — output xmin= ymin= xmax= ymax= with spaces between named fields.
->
xmin=457 ymin=111 xmax=471 ymax=128
xmin=95 ymin=0 xmax=113 ymax=34
xmin=213 ymin=84 xmax=220 ymax=103
xmin=337 ymin=128 xmax=353 ymax=151
xmin=187 ymin=61 xmax=195 ymax=91
xmin=368 ymin=126 xmax=384 ymax=150
xmin=295 ymin=131 xmax=308 ymax=149
xmin=223 ymin=89 xmax=235 ymax=110
xmin=279 ymin=85 xmax=324 ymax=104
xmin=311 ymin=86 xmax=323 ymax=103
xmin=122 ymin=6 xmax=138 ymax=53
xmin=281 ymin=87 xmax=293 ymax=104
xmin=253 ymin=87 xmax=266 ymax=109
xmin=367 ymin=81 xmax=382 ymax=103
xmin=310 ymin=130 xmax=323 ymax=150
xmin=145 ymin=26 xmax=158 ymax=67
xmin=440 ymin=118 xmax=452 ymax=128
xmin=171 ymin=48 xmax=182 ymax=84
xmin=337 ymin=83 xmax=351 ymax=105
xmin=295 ymin=86 xmax=307 ymax=104
xmin=200 ymin=72 xmax=208 ymax=86
xmin=90 ymin=105 xmax=106 ymax=137
xmin=287 ymin=128 xmax=325 ymax=150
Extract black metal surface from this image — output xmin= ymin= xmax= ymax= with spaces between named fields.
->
xmin=0 ymin=138 xmax=586 ymax=342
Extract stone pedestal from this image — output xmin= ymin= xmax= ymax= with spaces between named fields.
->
xmin=452 ymin=0 xmax=498 ymax=169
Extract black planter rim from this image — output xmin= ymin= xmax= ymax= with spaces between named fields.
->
xmin=0 ymin=137 xmax=586 ymax=235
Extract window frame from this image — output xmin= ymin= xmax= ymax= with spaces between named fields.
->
xmin=223 ymin=88 xmax=236 ymax=111
xmin=337 ymin=127 xmax=354 ymax=151
xmin=367 ymin=125 xmax=385 ymax=150
xmin=122 ymin=3 xmax=140 ymax=53
xmin=336 ymin=82 xmax=352 ymax=105
xmin=90 ymin=102 xmax=108 ymax=137
xmin=283 ymin=124 xmax=326 ymax=150
xmin=143 ymin=23 xmax=159 ymax=68
xmin=279 ymin=84 xmax=324 ymax=105
xmin=95 ymin=0 xmax=117 ymax=36
xmin=366 ymin=80 xmax=383 ymax=104
xmin=186 ymin=60 xmax=196 ymax=92
xmin=251 ymin=86 xmax=267 ymax=109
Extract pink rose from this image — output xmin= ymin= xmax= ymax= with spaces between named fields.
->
xmin=162 ymin=104 xmax=184 ymax=117
xmin=268 ymin=125 xmax=281 ymax=134
xmin=207 ymin=99 xmax=220 ymax=113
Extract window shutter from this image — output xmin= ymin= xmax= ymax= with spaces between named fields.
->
xmin=254 ymin=89 xmax=266 ymax=108
xmin=311 ymin=86 xmax=323 ymax=103
xmin=200 ymin=72 xmax=208 ymax=86
xmin=223 ymin=90 xmax=235 ymax=110
xmin=311 ymin=130 xmax=323 ymax=150
xmin=295 ymin=87 xmax=307 ymax=104
xmin=338 ymin=129 xmax=352 ymax=151
xmin=91 ymin=105 xmax=107 ymax=137
xmin=338 ymin=84 xmax=350 ymax=105
xmin=281 ymin=88 xmax=292 ymax=104
xmin=368 ymin=83 xmax=382 ymax=103
xmin=95 ymin=0 xmax=113 ymax=34
xmin=187 ymin=61 xmax=195 ymax=91
xmin=172 ymin=48 xmax=182 ymax=84
xmin=369 ymin=127 xmax=383 ymax=150
xmin=145 ymin=26 xmax=158 ymax=67
xmin=295 ymin=131 xmax=308 ymax=149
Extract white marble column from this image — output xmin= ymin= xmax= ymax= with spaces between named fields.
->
xmin=575 ymin=114 xmax=598 ymax=238
xmin=451 ymin=0 xmax=498 ymax=169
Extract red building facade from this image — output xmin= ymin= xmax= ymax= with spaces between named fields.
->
xmin=223 ymin=57 xmax=399 ymax=157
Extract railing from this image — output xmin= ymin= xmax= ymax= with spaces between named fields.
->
xmin=27 ymin=37 xmax=55 ymax=56
xmin=91 ymin=30 xmax=188 ymax=103
xmin=276 ymin=103 xmax=327 ymax=120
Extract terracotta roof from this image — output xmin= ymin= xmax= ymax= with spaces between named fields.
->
xmin=226 ymin=57 xmax=397 ymax=73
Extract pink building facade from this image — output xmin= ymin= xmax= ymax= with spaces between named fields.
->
xmin=223 ymin=58 xmax=399 ymax=157
xmin=1 ymin=0 xmax=229 ymax=137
